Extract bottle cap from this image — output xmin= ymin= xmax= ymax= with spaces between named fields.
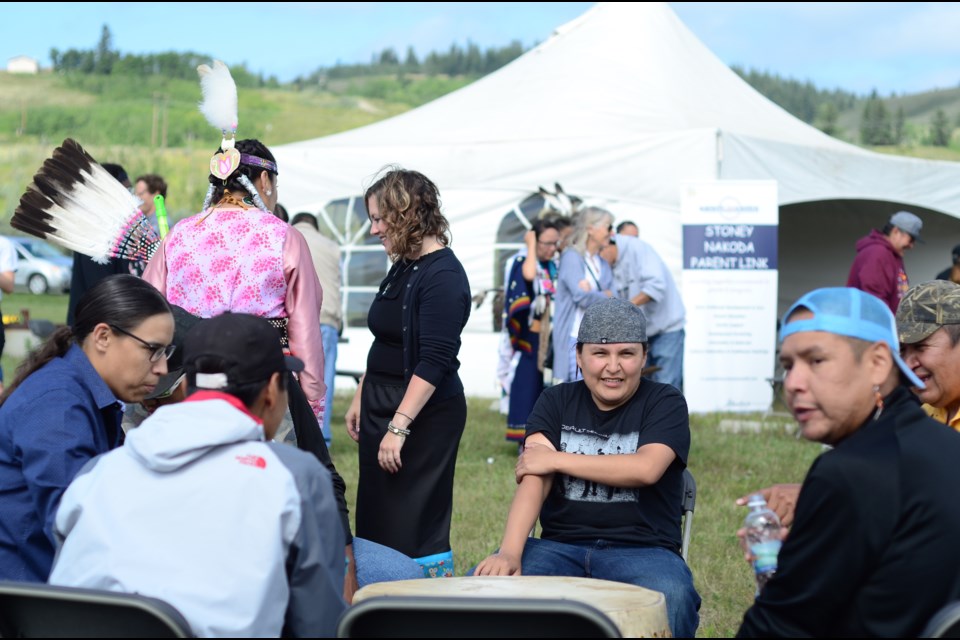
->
xmin=746 ymin=493 xmax=767 ymax=508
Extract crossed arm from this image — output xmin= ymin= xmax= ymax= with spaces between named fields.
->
xmin=474 ymin=432 xmax=555 ymax=576
xmin=475 ymin=433 xmax=676 ymax=576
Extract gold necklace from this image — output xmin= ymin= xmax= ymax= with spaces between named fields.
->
xmin=196 ymin=192 xmax=251 ymax=225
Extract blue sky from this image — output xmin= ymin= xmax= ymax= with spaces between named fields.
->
xmin=3 ymin=2 xmax=959 ymax=96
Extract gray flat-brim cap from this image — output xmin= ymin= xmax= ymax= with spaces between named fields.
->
xmin=578 ymin=298 xmax=647 ymax=344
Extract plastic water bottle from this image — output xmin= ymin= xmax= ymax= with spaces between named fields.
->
xmin=743 ymin=493 xmax=782 ymax=595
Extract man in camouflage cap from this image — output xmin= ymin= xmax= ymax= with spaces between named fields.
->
xmin=896 ymin=280 xmax=960 ymax=431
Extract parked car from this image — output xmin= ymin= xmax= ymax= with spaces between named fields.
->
xmin=3 ymin=236 xmax=72 ymax=295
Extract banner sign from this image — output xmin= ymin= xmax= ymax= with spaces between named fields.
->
xmin=681 ymin=181 xmax=778 ymax=413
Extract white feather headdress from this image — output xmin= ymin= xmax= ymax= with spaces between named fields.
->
xmin=197 ymin=60 xmax=238 ymax=149
xmin=538 ymin=183 xmax=582 ymax=217
xmin=12 ymin=139 xmax=159 ymax=263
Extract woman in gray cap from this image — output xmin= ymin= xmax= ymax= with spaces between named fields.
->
xmin=475 ymin=298 xmax=700 ymax=637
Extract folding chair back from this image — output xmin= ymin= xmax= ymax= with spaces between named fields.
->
xmin=0 ymin=580 xmax=192 ymax=638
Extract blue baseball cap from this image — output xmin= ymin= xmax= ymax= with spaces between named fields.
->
xmin=780 ymin=287 xmax=924 ymax=389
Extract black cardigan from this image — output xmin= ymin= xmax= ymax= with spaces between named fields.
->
xmin=397 ymin=247 xmax=471 ymax=404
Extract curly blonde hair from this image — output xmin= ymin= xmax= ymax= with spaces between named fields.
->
xmin=364 ymin=167 xmax=450 ymax=260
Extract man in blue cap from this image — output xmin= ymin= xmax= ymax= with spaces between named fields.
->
xmin=737 ymin=287 xmax=960 ymax=637
xmin=846 ymin=210 xmax=922 ymax=314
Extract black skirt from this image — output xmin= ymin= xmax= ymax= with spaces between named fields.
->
xmin=356 ymin=379 xmax=466 ymax=559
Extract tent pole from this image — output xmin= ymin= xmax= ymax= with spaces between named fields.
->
xmin=715 ymin=129 xmax=723 ymax=179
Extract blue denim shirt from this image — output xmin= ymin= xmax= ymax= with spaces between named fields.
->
xmin=0 ymin=344 xmax=123 ymax=582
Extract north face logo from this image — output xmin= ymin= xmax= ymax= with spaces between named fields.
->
xmin=236 ymin=455 xmax=267 ymax=469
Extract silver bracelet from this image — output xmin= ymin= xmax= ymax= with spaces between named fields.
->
xmin=387 ymin=421 xmax=411 ymax=437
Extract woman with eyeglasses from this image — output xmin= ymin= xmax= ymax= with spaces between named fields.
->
xmin=503 ymin=217 xmax=562 ymax=444
xmin=552 ymin=206 xmax=615 ymax=384
xmin=0 ymin=274 xmax=173 ymax=582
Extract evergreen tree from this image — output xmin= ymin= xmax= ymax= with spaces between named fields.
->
xmin=403 ymin=46 xmax=419 ymax=72
xmin=731 ymin=65 xmax=858 ymax=126
xmin=931 ymin=109 xmax=952 ymax=146
xmin=815 ymin=102 xmax=839 ymax=137
xmin=861 ymin=90 xmax=892 ymax=145
xmin=378 ymin=48 xmax=399 ymax=66
xmin=95 ymin=24 xmax=116 ymax=75
xmin=893 ymin=107 xmax=906 ymax=144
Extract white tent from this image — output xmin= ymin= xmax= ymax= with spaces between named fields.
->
xmin=274 ymin=1 xmax=960 ymax=397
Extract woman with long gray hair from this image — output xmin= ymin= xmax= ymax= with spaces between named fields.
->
xmin=551 ymin=206 xmax=615 ymax=383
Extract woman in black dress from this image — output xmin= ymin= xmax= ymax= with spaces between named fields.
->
xmin=346 ymin=168 xmax=471 ymax=577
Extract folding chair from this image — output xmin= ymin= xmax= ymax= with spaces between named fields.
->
xmin=681 ymin=468 xmax=697 ymax=563
xmin=337 ymin=595 xmax=621 ymax=638
xmin=0 ymin=580 xmax=192 ymax=638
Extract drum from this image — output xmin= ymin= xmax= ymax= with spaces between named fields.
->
xmin=352 ymin=575 xmax=671 ymax=637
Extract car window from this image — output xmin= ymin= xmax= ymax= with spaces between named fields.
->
xmin=19 ymin=241 xmax=63 ymax=260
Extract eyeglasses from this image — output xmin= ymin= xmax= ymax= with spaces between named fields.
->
xmin=109 ymin=324 xmax=176 ymax=363
xmin=153 ymin=373 xmax=186 ymax=400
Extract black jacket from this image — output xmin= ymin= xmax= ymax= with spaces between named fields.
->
xmin=738 ymin=386 xmax=960 ymax=637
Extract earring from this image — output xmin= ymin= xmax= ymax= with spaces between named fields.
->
xmin=265 ymin=189 xmax=272 ymax=196
xmin=873 ymin=385 xmax=884 ymax=421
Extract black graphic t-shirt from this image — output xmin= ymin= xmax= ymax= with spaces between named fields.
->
xmin=526 ymin=379 xmax=690 ymax=550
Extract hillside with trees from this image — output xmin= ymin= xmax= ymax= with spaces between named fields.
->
xmin=731 ymin=67 xmax=960 ymax=153
xmin=3 ymin=24 xmax=960 ymax=226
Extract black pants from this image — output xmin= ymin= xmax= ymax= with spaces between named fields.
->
xmin=286 ymin=373 xmax=352 ymax=542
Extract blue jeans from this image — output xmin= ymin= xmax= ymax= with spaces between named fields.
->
xmin=320 ymin=323 xmax=338 ymax=444
xmin=517 ymin=537 xmax=700 ymax=638
xmin=647 ymin=329 xmax=684 ymax=392
xmin=353 ymin=537 xmax=423 ymax=587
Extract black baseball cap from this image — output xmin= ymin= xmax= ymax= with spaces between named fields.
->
xmin=144 ymin=305 xmax=203 ymax=401
xmin=183 ymin=313 xmax=303 ymax=389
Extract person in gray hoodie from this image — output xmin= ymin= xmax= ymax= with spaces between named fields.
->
xmin=49 ymin=313 xmax=345 ymax=638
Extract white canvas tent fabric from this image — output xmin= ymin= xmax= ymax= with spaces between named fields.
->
xmin=274 ymin=1 xmax=960 ymax=397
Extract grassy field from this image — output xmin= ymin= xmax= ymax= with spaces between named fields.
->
xmin=3 ymin=292 xmax=69 ymax=324
xmin=1 ymin=292 xmax=822 ymax=636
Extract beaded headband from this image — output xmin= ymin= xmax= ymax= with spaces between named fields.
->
xmin=240 ymin=153 xmax=277 ymax=174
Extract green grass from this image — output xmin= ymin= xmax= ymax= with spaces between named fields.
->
xmin=3 ymin=292 xmax=68 ymax=324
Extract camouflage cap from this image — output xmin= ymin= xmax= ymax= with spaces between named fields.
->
xmin=896 ymin=280 xmax=960 ymax=344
